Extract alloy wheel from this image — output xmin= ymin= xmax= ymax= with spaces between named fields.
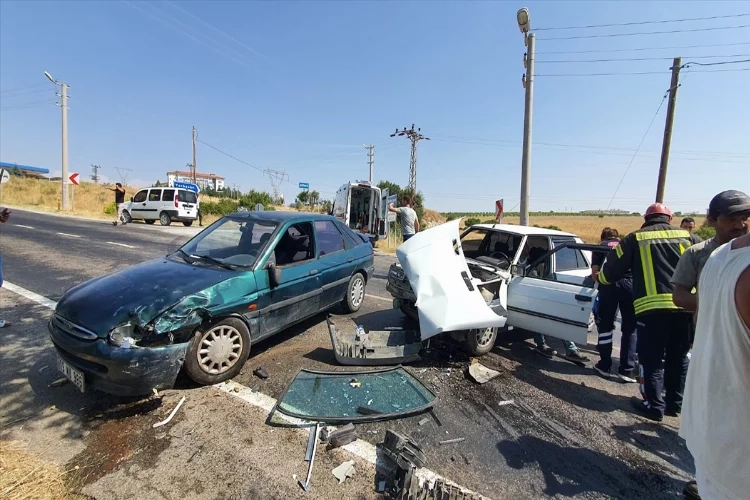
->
xmin=197 ymin=325 xmax=243 ymax=375
xmin=351 ymin=276 xmax=364 ymax=308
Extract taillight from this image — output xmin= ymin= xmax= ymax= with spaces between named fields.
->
xmin=174 ymin=194 xmax=179 ymax=208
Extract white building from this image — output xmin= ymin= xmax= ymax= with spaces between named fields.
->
xmin=167 ymin=170 xmax=225 ymax=191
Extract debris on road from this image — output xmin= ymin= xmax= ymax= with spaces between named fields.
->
xmin=439 ymin=438 xmax=465 ymax=445
xmin=152 ymin=396 xmax=186 ymax=428
xmin=305 ymin=425 xmax=317 ymax=461
xmin=418 ymin=417 xmax=430 ymax=426
xmin=298 ymin=423 xmax=320 ymax=493
xmin=382 ymin=429 xmax=427 ymax=469
xmin=325 ymin=423 xmax=358 ymax=449
xmin=331 ymin=460 xmax=356 ymax=484
xmin=327 ymin=315 xmax=422 ymax=366
xmin=467 ymin=358 xmax=501 ymax=384
xmin=498 ymin=400 xmax=514 ymax=407
xmin=49 ymin=377 xmax=69 ymax=388
xmin=253 ymin=367 xmax=269 ymax=380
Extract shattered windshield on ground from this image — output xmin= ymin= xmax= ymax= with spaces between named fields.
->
xmin=276 ymin=367 xmax=436 ymax=422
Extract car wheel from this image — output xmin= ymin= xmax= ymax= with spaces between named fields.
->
xmin=145 ymin=219 xmax=155 ymax=225
xmin=343 ymin=273 xmax=366 ymax=313
xmin=183 ymin=221 xmax=193 ymax=227
xmin=123 ymin=211 xmax=132 ymax=224
xmin=399 ymin=301 xmax=419 ymax=322
xmin=184 ymin=317 xmax=251 ymax=386
xmin=159 ymin=212 xmax=172 ymax=226
xmin=465 ymin=327 xmax=498 ymax=356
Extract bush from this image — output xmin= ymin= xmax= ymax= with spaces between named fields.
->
xmin=533 ymin=224 xmax=562 ymax=231
xmin=694 ymin=220 xmax=715 ymax=240
xmin=103 ymin=202 xmax=116 ymax=215
xmin=464 ymin=217 xmax=481 ymax=227
xmin=201 ymin=199 xmax=240 ymax=216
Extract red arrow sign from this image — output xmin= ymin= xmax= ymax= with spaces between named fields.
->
xmin=495 ymin=199 xmax=504 ymax=220
xmin=69 ymin=172 xmax=79 ymax=186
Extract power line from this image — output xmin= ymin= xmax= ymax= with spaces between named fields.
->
xmin=683 ymin=58 xmax=750 ymax=66
xmin=196 ymin=139 xmax=264 ymax=172
xmin=537 ymin=53 xmax=750 ymax=63
xmin=0 ymin=83 xmax=48 ymax=95
xmin=535 ymin=67 xmax=750 ymax=77
xmin=541 ymin=24 xmax=750 ymax=41
xmin=0 ymin=99 xmax=56 ymax=111
xmin=536 ymin=41 xmax=750 ymax=55
xmin=535 ymin=13 xmax=750 ymax=31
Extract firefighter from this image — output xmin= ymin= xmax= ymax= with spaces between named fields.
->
xmin=590 ymin=227 xmax=638 ymax=383
xmin=596 ymin=203 xmax=700 ymax=421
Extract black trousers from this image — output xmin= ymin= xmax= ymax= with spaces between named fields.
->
xmin=636 ymin=311 xmax=691 ymax=414
xmin=596 ymin=279 xmax=637 ymax=374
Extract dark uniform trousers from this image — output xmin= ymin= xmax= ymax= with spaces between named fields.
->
xmin=596 ymin=278 xmax=637 ymax=374
xmin=636 ymin=311 xmax=692 ymax=414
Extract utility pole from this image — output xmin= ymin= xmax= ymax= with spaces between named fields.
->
xmin=90 ymin=164 xmax=101 ymax=183
xmin=517 ymin=8 xmax=534 ymax=226
xmin=45 ymin=71 xmax=70 ymax=210
xmin=655 ymin=57 xmax=682 ymax=204
xmin=192 ymin=126 xmax=198 ymax=184
xmin=363 ymin=144 xmax=374 ymax=183
xmin=390 ymin=125 xmax=429 ymax=193
xmin=186 ymin=162 xmax=195 ymax=182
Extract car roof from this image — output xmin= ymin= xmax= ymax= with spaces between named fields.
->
xmin=471 ymin=223 xmax=578 ymax=238
xmin=227 ymin=211 xmax=335 ymax=224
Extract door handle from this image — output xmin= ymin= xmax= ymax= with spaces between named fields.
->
xmin=142 ymin=203 xmax=147 ymax=206
xmin=575 ymin=294 xmax=592 ymax=302
xmin=309 ymin=270 xmax=318 ymax=276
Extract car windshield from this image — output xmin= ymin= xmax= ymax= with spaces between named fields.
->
xmin=460 ymin=228 xmax=523 ymax=262
xmin=178 ymin=216 xmax=277 ymax=268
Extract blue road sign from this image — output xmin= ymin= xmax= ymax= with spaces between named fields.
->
xmin=387 ymin=194 xmax=397 ymax=206
xmin=173 ymin=181 xmax=200 ymax=193
xmin=299 ymin=182 xmax=309 ymax=189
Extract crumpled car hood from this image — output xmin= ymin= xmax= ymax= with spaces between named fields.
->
xmin=55 ymin=257 xmax=237 ymax=337
xmin=396 ymin=219 xmax=508 ymax=340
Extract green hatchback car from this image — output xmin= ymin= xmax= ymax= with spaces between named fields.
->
xmin=48 ymin=211 xmax=375 ymax=396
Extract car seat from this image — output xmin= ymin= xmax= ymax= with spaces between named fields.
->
xmin=527 ymin=247 xmax=549 ymax=277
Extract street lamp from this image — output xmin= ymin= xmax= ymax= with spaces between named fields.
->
xmin=516 ymin=8 xmax=534 ymax=226
xmin=44 ymin=71 xmax=71 ymax=211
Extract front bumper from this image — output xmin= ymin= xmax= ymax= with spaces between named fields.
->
xmin=385 ymin=265 xmax=416 ymax=302
xmin=47 ymin=319 xmax=189 ymax=397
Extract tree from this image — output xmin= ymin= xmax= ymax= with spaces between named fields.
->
xmin=309 ymin=190 xmax=320 ymax=207
xmin=10 ymin=166 xmax=23 ymax=177
xmin=154 ymin=180 xmax=163 ymax=187
xmin=377 ymin=179 xmax=425 ymax=225
xmin=297 ymin=190 xmax=309 ymax=204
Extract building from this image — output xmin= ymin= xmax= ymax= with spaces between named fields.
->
xmin=0 ymin=161 xmax=50 ymax=179
xmin=166 ymin=170 xmax=225 ymax=191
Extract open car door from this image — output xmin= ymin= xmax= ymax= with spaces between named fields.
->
xmin=506 ymin=243 xmax=609 ymax=345
xmin=379 ymin=188 xmax=389 ymax=239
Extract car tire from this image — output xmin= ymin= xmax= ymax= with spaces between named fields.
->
xmin=399 ymin=301 xmax=419 ymax=322
xmin=123 ymin=211 xmax=132 ymax=224
xmin=342 ymin=272 xmax=366 ymax=313
xmin=465 ymin=327 xmax=498 ymax=356
xmin=145 ymin=219 xmax=155 ymax=225
xmin=183 ymin=221 xmax=193 ymax=227
xmin=159 ymin=212 xmax=172 ymax=226
xmin=184 ymin=317 xmax=251 ymax=386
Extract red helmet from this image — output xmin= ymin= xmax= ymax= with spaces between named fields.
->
xmin=644 ymin=202 xmax=672 ymax=218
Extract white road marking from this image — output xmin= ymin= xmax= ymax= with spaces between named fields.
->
xmin=107 ymin=241 xmax=135 ymax=248
xmin=1 ymin=281 xmax=58 ymax=310
xmin=14 ymin=224 xmax=35 ymax=229
xmin=216 ymin=381 xmax=485 ymax=497
xmin=366 ymin=294 xmax=392 ymax=302
xmin=56 ymin=232 xmax=81 ymax=238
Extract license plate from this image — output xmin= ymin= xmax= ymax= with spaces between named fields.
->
xmin=57 ymin=356 xmax=86 ymax=392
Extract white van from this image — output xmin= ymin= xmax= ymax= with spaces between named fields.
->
xmin=332 ymin=180 xmax=389 ymax=244
xmin=124 ymin=187 xmax=200 ymax=226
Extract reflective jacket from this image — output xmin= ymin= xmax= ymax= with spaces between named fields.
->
xmin=599 ymin=219 xmax=700 ymax=316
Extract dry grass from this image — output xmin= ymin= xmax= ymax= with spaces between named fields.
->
xmin=0 ymin=440 xmax=82 ymax=500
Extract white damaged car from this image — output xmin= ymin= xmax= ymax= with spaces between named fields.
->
xmin=386 ymin=220 xmax=604 ymax=356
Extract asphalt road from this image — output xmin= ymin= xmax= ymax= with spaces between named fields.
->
xmin=0 ymin=209 xmax=696 ymax=499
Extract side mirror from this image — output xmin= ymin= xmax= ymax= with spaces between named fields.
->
xmin=130 ymin=196 xmax=134 ymax=202
xmin=266 ymin=262 xmax=281 ymax=288
xmin=511 ymin=264 xmax=521 ymax=276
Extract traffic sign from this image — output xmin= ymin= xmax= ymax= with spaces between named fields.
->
xmin=173 ymin=181 xmax=200 ymax=193
xmin=254 ymin=203 xmax=265 ymax=211
xmin=0 ymin=169 xmax=9 ymax=185
xmin=299 ymin=182 xmax=309 ymax=189
xmin=495 ymin=199 xmax=504 ymax=221
xmin=69 ymin=172 xmax=79 ymax=186
xmin=387 ymin=194 xmax=397 ymax=207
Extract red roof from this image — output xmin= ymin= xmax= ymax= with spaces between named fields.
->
xmin=167 ymin=170 xmax=225 ymax=180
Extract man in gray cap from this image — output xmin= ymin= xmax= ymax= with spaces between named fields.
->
xmin=671 ymin=189 xmax=750 ymax=500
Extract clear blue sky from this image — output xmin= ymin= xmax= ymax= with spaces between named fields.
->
xmin=1 ymin=1 xmax=748 ymax=213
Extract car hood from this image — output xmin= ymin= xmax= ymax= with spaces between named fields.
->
xmin=55 ymin=257 xmax=238 ymax=337
xmin=395 ymin=219 xmax=508 ymax=340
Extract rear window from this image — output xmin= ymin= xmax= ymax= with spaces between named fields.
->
xmin=335 ymin=219 xmax=365 ymax=247
xmin=178 ymin=190 xmax=198 ymax=203
xmin=161 ymin=189 xmax=175 ymax=201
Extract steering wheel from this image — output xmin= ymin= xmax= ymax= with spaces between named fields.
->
xmin=488 ymin=252 xmax=510 ymax=261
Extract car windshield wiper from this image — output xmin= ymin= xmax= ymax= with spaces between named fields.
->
xmin=189 ymin=254 xmax=235 ymax=270
xmin=174 ymin=249 xmax=193 ymax=264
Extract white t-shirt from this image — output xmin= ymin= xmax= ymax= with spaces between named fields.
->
xmin=680 ymin=241 xmax=750 ymax=500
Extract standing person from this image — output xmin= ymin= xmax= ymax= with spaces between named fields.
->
xmin=108 ymin=183 xmax=127 ymax=226
xmin=672 ymin=190 xmax=749 ymax=500
xmin=680 ymin=217 xmax=704 ymax=243
xmin=388 ymin=196 xmax=419 ymax=242
xmin=590 ymin=227 xmax=638 ymax=383
xmin=679 ymin=231 xmax=750 ymax=500
xmin=597 ymin=203 xmax=700 ymax=421
xmin=0 ymin=206 xmax=11 ymax=328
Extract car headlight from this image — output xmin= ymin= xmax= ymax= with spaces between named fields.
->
xmin=108 ymin=323 xmax=138 ymax=348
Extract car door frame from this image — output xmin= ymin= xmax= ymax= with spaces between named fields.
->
xmin=130 ymin=189 xmax=150 ymax=220
xmin=313 ymin=218 xmax=355 ymax=310
xmin=378 ymin=188 xmax=389 ymax=239
xmin=507 ymin=243 xmax=609 ymax=345
xmin=144 ymin=188 xmax=163 ymax=221
xmin=254 ymin=221 xmax=322 ymax=340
